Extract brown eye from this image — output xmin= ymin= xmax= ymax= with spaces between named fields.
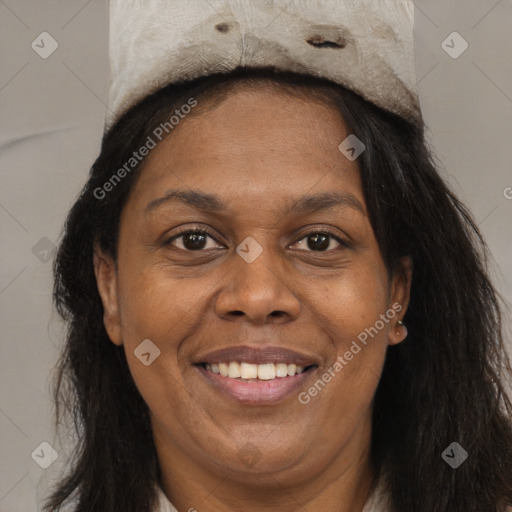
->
xmin=165 ymin=228 xmax=223 ymax=251
xmin=293 ymin=231 xmax=348 ymax=252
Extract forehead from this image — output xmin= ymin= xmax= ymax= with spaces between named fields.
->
xmin=127 ymin=84 xmax=364 ymax=215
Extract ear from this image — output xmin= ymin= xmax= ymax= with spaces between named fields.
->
xmin=388 ymin=255 xmax=413 ymax=346
xmin=93 ymin=244 xmax=123 ymax=346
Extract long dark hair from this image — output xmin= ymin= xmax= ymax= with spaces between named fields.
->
xmin=45 ymin=67 xmax=512 ymax=511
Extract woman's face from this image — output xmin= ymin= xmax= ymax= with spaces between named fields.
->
xmin=95 ymin=83 xmax=411 ymax=489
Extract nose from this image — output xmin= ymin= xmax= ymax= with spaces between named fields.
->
xmin=214 ymin=244 xmax=301 ymax=325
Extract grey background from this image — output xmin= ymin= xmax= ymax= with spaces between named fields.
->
xmin=0 ymin=1 xmax=511 ymax=510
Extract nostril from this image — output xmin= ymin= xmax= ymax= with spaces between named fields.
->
xmin=306 ymin=35 xmax=346 ymax=49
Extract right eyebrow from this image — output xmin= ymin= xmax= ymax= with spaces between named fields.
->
xmin=144 ymin=189 xmax=228 ymax=215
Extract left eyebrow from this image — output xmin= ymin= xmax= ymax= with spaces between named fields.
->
xmin=282 ymin=191 xmax=366 ymax=217
xmin=143 ymin=189 xmax=366 ymax=217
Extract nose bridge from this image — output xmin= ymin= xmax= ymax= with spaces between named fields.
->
xmin=215 ymin=233 xmax=301 ymax=323
xmin=234 ymin=233 xmax=285 ymax=297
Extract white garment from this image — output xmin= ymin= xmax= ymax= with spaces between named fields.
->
xmin=154 ymin=474 xmax=391 ymax=512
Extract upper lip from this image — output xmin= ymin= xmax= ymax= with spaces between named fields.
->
xmin=194 ymin=345 xmax=321 ymax=366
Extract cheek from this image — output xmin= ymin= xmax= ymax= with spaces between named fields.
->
xmin=114 ymin=265 xmax=205 ymax=415
xmin=310 ymin=258 xmax=390 ymax=346
xmin=303 ymin=260 xmax=390 ymax=407
xmin=116 ymin=264 xmax=203 ymax=345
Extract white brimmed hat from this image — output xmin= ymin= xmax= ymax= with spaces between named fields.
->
xmin=104 ymin=0 xmax=421 ymax=132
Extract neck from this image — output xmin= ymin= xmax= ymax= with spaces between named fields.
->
xmin=153 ymin=417 xmax=376 ymax=512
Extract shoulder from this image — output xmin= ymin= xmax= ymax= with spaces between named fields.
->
xmin=154 ymin=485 xmax=178 ymax=512
xmin=361 ymin=472 xmax=393 ymax=512
xmin=361 ymin=473 xmax=512 ymax=512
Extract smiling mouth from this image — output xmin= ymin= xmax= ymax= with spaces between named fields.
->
xmin=199 ymin=361 xmax=318 ymax=382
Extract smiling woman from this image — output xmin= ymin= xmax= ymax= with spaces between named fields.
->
xmin=44 ymin=67 xmax=512 ymax=512
xmin=44 ymin=2 xmax=512 ymax=512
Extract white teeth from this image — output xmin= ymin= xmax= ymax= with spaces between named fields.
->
xmin=275 ymin=363 xmax=288 ymax=377
xmin=228 ymin=361 xmax=241 ymax=378
xmin=240 ymin=362 xmax=258 ymax=379
xmin=258 ymin=363 xmax=276 ymax=380
xmin=206 ymin=361 xmax=312 ymax=380
xmin=219 ymin=362 xmax=229 ymax=377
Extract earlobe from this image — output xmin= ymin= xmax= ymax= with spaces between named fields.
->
xmin=388 ymin=256 xmax=413 ymax=346
xmin=93 ymin=245 xmax=123 ymax=346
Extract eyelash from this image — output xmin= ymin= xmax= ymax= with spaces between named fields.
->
xmin=164 ymin=226 xmax=349 ymax=251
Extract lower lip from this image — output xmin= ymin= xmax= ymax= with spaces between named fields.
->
xmin=196 ymin=365 xmax=316 ymax=404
